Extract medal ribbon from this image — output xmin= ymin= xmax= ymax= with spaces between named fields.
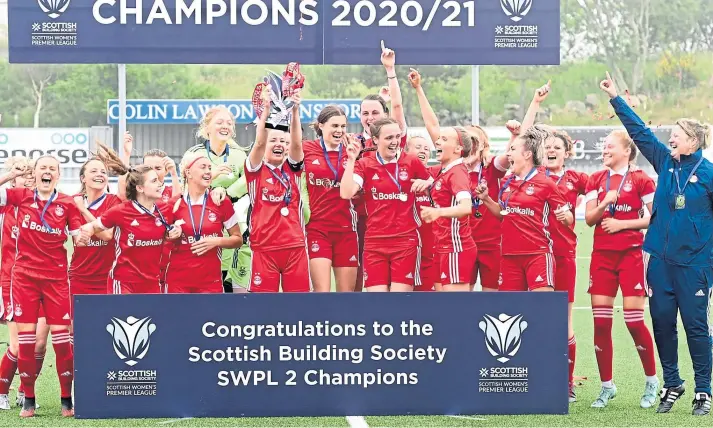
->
xmin=376 ymin=152 xmax=401 ymax=193
xmin=268 ymin=166 xmax=292 ymax=207
xmin=34 ymin=190 xmax=58 ymax=233
xmin=135 ymin=201 xmax=172 ymax=230
xmin=498 ymin=168 xmax=537 ymax=210
xmin=546 ymin=168 xmax=565 ymax=185
xmin=472 ymin=163 xmax=484 ymax=214
xmin=186 ymin=190 xmax=209 ymax=241
xmin=605 ymin=167 xmax=630 ymax=216
xmin=86 ymin=193 xmax=107 ymax=211
xmin=320 ymin=137 xmax=342 ymax=185
xmin=674 ymin=156 xmax=704 ymax=196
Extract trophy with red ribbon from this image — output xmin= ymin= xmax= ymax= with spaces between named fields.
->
xmin=251 ymin=62 xmax=305 ymax=132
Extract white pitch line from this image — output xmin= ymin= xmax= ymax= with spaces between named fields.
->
xmin=346 ymin=416 xmax=369 ymax=428
xmin=157 ymin=418 xmax=194 ymax=425
xmin=447 ymin=415 xmax=488 ymax=421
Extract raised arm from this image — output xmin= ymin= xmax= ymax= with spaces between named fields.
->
xmin=519 ymin=81 xmax=551 ymax=134
xmin=288 ymin=92 xmax=304 ymax=163
xmin=408 ymin=69 xmax=440 ymax=144
xmin=72 ymin=196 xmax=114 ymax=241
xmin=600 ymin=72 xmax=669 ymax=172
xmin=380 ymin=40 xmax=407 ymax=133
xmin=247 ymin=86 xmax=271 ymax=170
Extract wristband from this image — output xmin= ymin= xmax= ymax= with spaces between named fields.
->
xmin=387 ymin=75 xmax=397 ymax=79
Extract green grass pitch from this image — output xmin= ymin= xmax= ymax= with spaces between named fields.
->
xmin=0 ymin=223 xmax=711 ymax=427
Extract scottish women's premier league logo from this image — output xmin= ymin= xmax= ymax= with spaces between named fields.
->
xmin=107 ymin=316 xmax=157 ymax=366
xmin=38 ymin=0 xmax=71 ymax=19
xmin=479 ymin=313 xmax=528 ymax=363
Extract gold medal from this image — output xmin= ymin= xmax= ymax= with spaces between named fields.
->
xmin=475 ymin=211 xmax=482 ymax=218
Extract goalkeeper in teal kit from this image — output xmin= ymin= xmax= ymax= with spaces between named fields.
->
xmin=601 ymin=72 xmax=713 ymax=416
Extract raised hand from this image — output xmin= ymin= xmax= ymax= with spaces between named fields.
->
xmin=345 ymin=134 xmax=360 ymax=161
xmin=380 ymin=39 xmax=395 ymax=70
xmin=599 ymin=71 xmax=618 ymax=99
xmin=211 ymin=187 xmax=227 ymax=205
xmin=408 ymin=68 xmax=421 ymax=89
xmin=505 ymin=120 xmax=521 ymax=137
xmin=533 ymin=80 xmax=551 ymax=104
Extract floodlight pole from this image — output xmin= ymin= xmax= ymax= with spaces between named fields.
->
xmin=471 ymin=65 xmax=480 ymax=126
xmin=118 ymin=64 xmax=127 ymax=149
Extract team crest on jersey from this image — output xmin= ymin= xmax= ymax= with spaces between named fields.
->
xmin=253 ymin=274 xmax=262 ymax=286
xmin=498 ymin=273 xmax=503 ymax=286
xmin=435 ymin=181 xmax=442 ymax=191
xmin=54 ymin=205 xmax=64 ymax=216
xmin=21 ymin=214 xmax=30 ymax=228
xmin=311 ymin=242 xmax=320 ymax=253
xmin=127 ymin=233 xmax=135 ymax=247
xmin=398 ymin=170 xmax=409 ymax=181
xmin=14 ymin=304 xmax=22 ymax=317
xmin=371 ymin=187 xmax=377 ymax=193
xmin=208 ymin=212 xmax=217 ymax=223
xmin=623 ymin=182 xmax=633 ymax=192
xmin=11 ymin=225 xmax=18 ymax=239
xmin=262 ymin=187 xmax=268 ymax=194
xmin=566 ymin=181 xmax=574 ymax=190
xmin=525 ymin=184 xmax=535 ymax=196
xmin=363 ymin=270 xmax=368 ymax=282
xmin=154 ymin=217 xmax=162 ymax=227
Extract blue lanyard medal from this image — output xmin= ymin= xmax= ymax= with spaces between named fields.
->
xmin=472 ymin=163 xmax=484 ymax=218
xmin=498 ymin=168 xmax=537 ymax=216
xmin=135 ymin=202 xmax=172 ymax=230
xmin=673 ymin=156 xmax=704 ymax=210
xmin=605 ymin=168 xmax=630 ymax=216
xmin=320 ymin=138 xmax=342 ymax=188
xmin=376 ymin=152 xmax=407 ymax=202
xmin=34 ymin=190 xmax=58 ymax=233
xmin=86 ymin=193 xmax=107 ymax=211
xmin=186 ymin=191 xmax=208 ymax=241
xmin=268 ymin=167 xmax=292 ymax=216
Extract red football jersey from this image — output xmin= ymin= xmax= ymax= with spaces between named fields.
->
xmin=429 ymin=158 xmax=476 ymax=253
xmin=69 ymin=194 xmax=123 ymax=283
xmin=303 ymin=139 xmax=357 ymax=232
xmin=353 ymin=152 xmax=430 ymax=246
xmin=0 ymin=206 xmax=18 ymax=283
xmin=245 ymin=159 xmax=306 ymax=252
xmin=166 ymin=193 xmax=239 ymax=284
xmin=1 ymin=188 xmax=83 ymax=279
xmin=97 ymin=200 xmax=174 ymax=282
xmin=353 ymin=133 xmax=409 ymax=217
xmin=585 ymin=168 xmax=655 ymax=251
xmin=470 ymin=161 xmax=507 ymax=250
xmin=545 ymin=169 xmax=588 ymax=257
xmin=415 ymin=193 xmax=434 ymax=265
xmin=498 ymin=171 xmax=569 ymax=256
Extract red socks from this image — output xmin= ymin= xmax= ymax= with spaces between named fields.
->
xmin=568 ymin=335 xmax=576 ymax=385
xmin=51 ymin=330 xmax=73 ymax=398
xmin=592 ymin=306 xmax=614 ymax=382
xmin=624 ymin=309 xmax=657 ymax=377
xmin=0 ymin=350 xmax=17 ymax=395
xmin=17 ymin=332 xmax=37 ymax=399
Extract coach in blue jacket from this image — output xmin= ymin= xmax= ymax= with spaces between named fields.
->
xmin=600 ymin=72 xmax=713 ymax=416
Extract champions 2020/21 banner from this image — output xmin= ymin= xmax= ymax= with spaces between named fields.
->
xmin=106 ymin=99 xmax=363 ymax=124
xmin=8 ymin=0 xmax=560 ymax=65
xmin=73 ymin=292 xmax=568 ymax=418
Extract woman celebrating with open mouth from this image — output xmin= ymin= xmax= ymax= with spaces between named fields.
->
xmin=0 ymin=156 xmax=85 ymax=418
xmin=341 ymin=118 xmax=431 ymax=292
xmin=245 ymin=84 xmax=307 ymax=292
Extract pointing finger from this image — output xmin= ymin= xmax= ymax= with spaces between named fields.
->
xmin=381 ymin=39 xmax=386 ymax=51
xmin=605 ymin=71 xmax=612 ymax=82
